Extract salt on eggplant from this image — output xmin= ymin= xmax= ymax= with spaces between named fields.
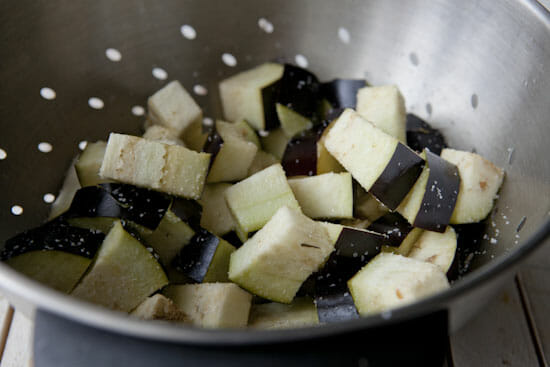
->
xmin=406 ymin=114 xmax=447 ymax=155
xmin=368 ymin=212 xmax=415 ymax=247
xmin=65 ymin=184 xmax=171 ymax=231
xmin=173 ymin=228 xmax=236 ymax=283
xmin=414 ymin=151 xmax=460 ymax=232
xmin=320 ymin=79 xmax=367 ymax=109
xmin=202 ymin=126 xmax=224 ymax=167
xmin=2 ymin=221 xmax=105 ymax=293
xmin=315 ymin=227 xmax=387 ymax=323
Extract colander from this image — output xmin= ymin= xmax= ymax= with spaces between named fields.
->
xmin=0 ymin=0 xmax=549 ymax=366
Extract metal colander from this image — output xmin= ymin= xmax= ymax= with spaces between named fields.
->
xmin=0 ymin=0 xmax=549 ymax=365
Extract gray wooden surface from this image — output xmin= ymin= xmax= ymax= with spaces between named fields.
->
xmin=0 ymin=243 xmax=548 ymax=366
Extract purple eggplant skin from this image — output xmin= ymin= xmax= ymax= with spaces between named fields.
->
xmin=313 ymin=227 xmax=386 ymax=323
xmin=277 ymin=64 xmax=321 ymax=118
xmin=413 ymin=150 xmax=460 ymax=233
xmin=370 ymin=143 xmax=425 ymax=211
xmin=406 ymin=114 xmax=447 ymax=155
xmin=321 ymin=79 xmax=367 ymax=109
xmin=368 ymin=213 xmax=414 ymax=247
xmin=202 ymin=125 xmax=224 ymax=168
xmin=65 ymin=184 xmax=171 ymax=230
xmin=171 ymin=198 xmax=203 ymax=231
xmin=315 ymin=281 xmax=359 ymax=323
xmin=281 ymin=121 xmax=330 ymax=177
xmin=1 ymin=220 xmax=105 ymax=260
xmin=451 ymin=221 xmax=488 ymax=280
xmin=261 ymin=80 xmax=283 ymax=130
xmin=172 ymin=229 xmax=220 ymax=283
xmin=221 ymin=231 xmax=243 ymax=249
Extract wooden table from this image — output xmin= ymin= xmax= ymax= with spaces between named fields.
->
xmin=0 ymin=242 xmax=548 ymax=367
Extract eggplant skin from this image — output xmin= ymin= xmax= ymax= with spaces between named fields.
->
xmin=65 ymin=184 xmax=171 ymax=231
xmin=406 ymin=114 xmax=447 ymax=155
xmin=413 ymin=150 xmax=460 ymax=232
xmin=368 ymin=213 xmax=414 ymax=247
xmin=320 ymin=79 xmax=367 ymax=109
xmin=1 ymin=220 xmax=105 ymax=260
xmin=173 ymin=229 xmax=219 ymax=283
xmin=277 ymin=64 xmax=321 ymax=118
xmin=370 ymin=143 xmax=425 ymax=210
xmin=281 ymin=121 xmax=330 ymax=177
xmin=202 ymin=127 xmax=224 ymax=166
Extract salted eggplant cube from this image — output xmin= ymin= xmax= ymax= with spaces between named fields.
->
xmin=131 ymin=294 xmax=189 ymax=322
xmin=408 ymin=226 xmax=457 ymax=273
xmin=143 ymin=125 xmax=185 ymax=146
xmin=356 ymin=85 xmax=407 ymax=143
xmin=276 ymin=103 xmax=312 ymax=138
xmin=100 ymin=133 xmax=210 ymax=199
xmin=147 ymin=80 xmax=202 ymax=136
xmin=199 ymin=183 xmax=235 ymax=236
xmin=288 ymin=172 xmax=353 ymax=219
xmin=72 ymin=221 xmax=168 ymax=312
xmin=225 ymin=164 xmax=300 ymax=234
xmin=321 ymin=79 xmax=367 ymax=109
xmin=317 ymin=119 xmax=345 ymax=175
xmin=247 ymin=150 xmax=279 ymax=177
xmin=248 ymin=297 xmax=319 ymax=329
xmin=75 ymin=141 xmax=110 ymax=187
xmin=397 ymin=150 xmax=460 ymax=232
xmin=229 ymin=206 xmax=333 ymax=303
xmin=324 ymin=109 xmax=424 ymax=210
xmin=440 ymin=149 xmax=504 ymax=224
xmin=173 ymin=229 xmax=236 ymax=283
xmin=2 ymin=222 xmax=104 ymax=293
xmin=219 ymin=63 xmax=284 ymax=131
xmin=205 ymin=121 xmax=258 ymax=183
xmin=140 ymin=210 xmax=195 ymax=266
xmin=260 ymin=127 xmax=290 ymax=160
xmin=406 ymin=114 xmax=447 ymax=155
xmin=163 ymin=283 xmax=252 ymax=328
xmin=348 ymin=253 xmax=450 ymax=316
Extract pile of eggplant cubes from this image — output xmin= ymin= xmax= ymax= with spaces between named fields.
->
xmin=2 ymin=62 xmax=504 ymax=329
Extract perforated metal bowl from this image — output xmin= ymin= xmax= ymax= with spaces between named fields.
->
xmin=0 ymin=0 xmax=549 ymax=363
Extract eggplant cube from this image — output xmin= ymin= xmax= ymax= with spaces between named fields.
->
xmin=206 ymin=121 xmax=258 ymax=183
xmin=248 ymin=297 xmax=319 ymax=329
xmin=260 ymin=128 xmax=290 ymax=160
xmin=131 ymin=294 xmax=189 ymax=322
xmin=147 ymin=80 xmax=202 ymax=136
xmin=324 ymin=109 xmax=423 ymax=209
xmin=143 ymin=125 xmax=185 ymax=146
xmin=72 ymin=221 xmax=168 ymax=312
xmin=288 ymin=172 xmax=353 ymax=219
xmin=219 ymin=63 xmax=284 ymax=131
xmin=100 ymin=133 xmax=211 ymax=199
xmin=75 ymin=141 xmax=109 ymax=187
xmin=440 ymin=149 xmax=505 ymax=224
xmin=356 ymin=85 xmax=407 ymax=143
xmin=199 ymin=183 xmax=236 ymax=236
xmin=408 ymin=226 xmax=457 ymax=273
xmin=225 ymin=164 xmax=300 ymax=234
xmin=276 ymin=103 xmax=312 ymax=138
xmin=348 ymin=253 xmax=449 ymax=316
xmin=49 ymin=163 xmax=81 ymax=219
xmin=228 ymin=206 xmax=333 ymax=303
xmin=163 ymin=283 xmax=252 ymax=328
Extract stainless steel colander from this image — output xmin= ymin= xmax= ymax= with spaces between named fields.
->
xmin=0 ymin=0 xmax=549 ymax=366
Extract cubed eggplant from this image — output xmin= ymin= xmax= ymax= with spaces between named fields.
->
xmin=72 ymin=221 xmax=168 ymax=312
xmin=249 ymin=297 xmax=319 ymax=329
xmin=407 ymin=226 xmax=457 ymax=273
xmin=199 ymin=183 xmax=235 ymax=236
xmin=277 ymin=64 xmax=321 ymax=119
xmin=324 ymin=109 xmax=424 ymax=210
xmin=74 ymin=141 xmax=109 ymax=187
xmin=281 ymin=122 xmax=328 ymax=177
xmin=406 ymin=114 xmax=447 ymax=155
xmin=276 ymin=103 xmax=312 ymax=138
xmin=170 ymin=197 xmax=203 ymax=230
xmin=173 ymin=228 xmax=236 ymax=283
